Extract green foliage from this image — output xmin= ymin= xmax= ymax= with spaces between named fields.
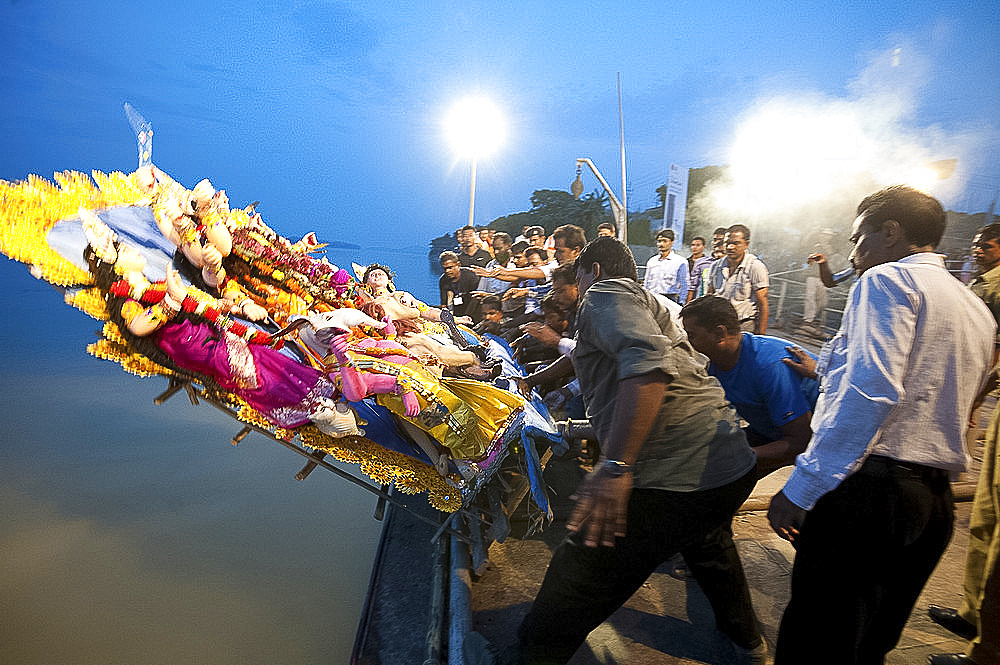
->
xmin=626 ymin=216 xmax=654 ymax=246
xmin=487 ymin=188 xmax=615 ymax=242
xmin=432 ymin=165 xmax=736 ymax=258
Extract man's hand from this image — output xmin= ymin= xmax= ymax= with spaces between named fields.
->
xmin=503 ymin=288 xmax=528 ymax=301
xmin=782 ymin=345 xmax=818 ymax=380
xmin=521 ymin=321 xmax=562 ymax=347
xmin=807 ymin=252 xmax=828 ymax=265
xmin=767 ymin=490 xmax=806 ymax=544
xmin=514 ymin=377 xmax=532 ymax=396
xmin=567 ymin=468 xmax=633 ymax=547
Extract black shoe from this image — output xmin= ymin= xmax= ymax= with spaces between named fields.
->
xmin=928 ymin=605 xmax=977 ymax=640
xmin=927 ymin=655 xmax=976 ymax=665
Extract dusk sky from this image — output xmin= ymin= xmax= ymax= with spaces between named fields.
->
xmin=1 ymin=2 xmax=999 ymax=662
xmin=3 ymin=0 xmax=998 ymax=251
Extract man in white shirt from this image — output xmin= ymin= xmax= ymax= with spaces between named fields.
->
xmin=767 ymin=185 xmax=996 ymax=665
xmin=643 ymin=229 xmax=689 ymax=303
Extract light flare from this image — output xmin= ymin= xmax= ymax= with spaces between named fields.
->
xmin=445 ymin=98 xmax=505 ymax=159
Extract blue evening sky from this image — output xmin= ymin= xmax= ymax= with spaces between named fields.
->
xmin=3 ymin=0 xmax=998 ymax=250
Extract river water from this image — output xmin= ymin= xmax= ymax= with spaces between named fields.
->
xmin=0 ymin=243 xmax=441 ymax=664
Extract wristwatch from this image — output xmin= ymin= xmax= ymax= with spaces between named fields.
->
xmin=599 ymin=459 xmax=632 ymax=477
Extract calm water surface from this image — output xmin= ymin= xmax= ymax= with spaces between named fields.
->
xmin=0 ymin=243 xmax=441 ymax=664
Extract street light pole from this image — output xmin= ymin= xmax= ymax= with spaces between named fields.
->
xmin=468 ymin=157 xmax=477 ymax=228
xmin=575 ymin=158 xmax=627 ymax=243
xmin=447 ymin=97 xmax=504 ymax=229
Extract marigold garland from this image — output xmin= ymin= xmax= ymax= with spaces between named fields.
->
xmin=65 ymin=287 xmax=110 ymax=321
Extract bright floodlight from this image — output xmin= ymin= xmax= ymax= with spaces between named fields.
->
xmin=446 ymin=98 xmax=505 ymax=158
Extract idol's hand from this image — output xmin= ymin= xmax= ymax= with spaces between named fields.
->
xmin=239 ymin=300 xmax=267 ymax=321
xmin=165 ymin=266 xmax=187 ymax=303
xmin=401 ymin=390 xmax=420 ymax=417
xmin=202 ymin=243 xmax=223 ymax=273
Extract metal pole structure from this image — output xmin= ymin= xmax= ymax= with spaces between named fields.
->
xmin=467 ymin=156 xmax=477 ymax=228
xmin=575 ymin=158 xmax=625 ymax=235
xmin=617 ymin=73 xmax=628 ymax=245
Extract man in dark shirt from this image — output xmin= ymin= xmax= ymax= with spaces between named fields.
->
xmin=456 ymin=224 xmax=492 ymax=269
xmin=438 ymin=250 xmax=481 ymax=320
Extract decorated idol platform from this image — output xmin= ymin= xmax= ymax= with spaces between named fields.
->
xmin=0 ymin=110 xmax=559 ymax=546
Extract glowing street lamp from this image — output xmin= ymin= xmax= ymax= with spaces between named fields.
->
xmin=446 ymin=98 xmax=505 ymax=227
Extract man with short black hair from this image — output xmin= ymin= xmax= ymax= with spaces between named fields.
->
xmin=688 ymin=230 xmax=725 ymax=302
xmin=596 ymin=222 xmax=617 ymax=238
xmin=644 ymin=228 xmax=689 ymax=303
xmin=706 ymin=224 xmax=769 ymax=333
xmin=688 ymin=235 xmax=705 ymax=273
xmin=477 ymin=232 xmax=514 ymax=296
xmin=517 ymin=236 xmax=765 ymax=664
xmin=768 ymin=185 xmax=996 ymax=665
xmin=438 ymin=250 xmax=481 ymax=320
xmin=456 ymin=225 xmax=492 ymax=269
xmin=680 ymin=295 xmax=818 ymax=478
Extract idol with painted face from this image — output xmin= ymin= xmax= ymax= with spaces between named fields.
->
xmin=362 ymin=263 xmax=395 ymax=298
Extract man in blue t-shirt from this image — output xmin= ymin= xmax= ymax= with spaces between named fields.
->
xmin=680 ymin=295 xmax=819 ymax=478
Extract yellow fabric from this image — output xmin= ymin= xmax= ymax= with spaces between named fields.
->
xmin=354 ymin=354 xmax=523 ymax=460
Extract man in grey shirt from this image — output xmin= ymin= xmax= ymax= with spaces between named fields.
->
xmin=516 ymin=236 xmax=764 ymax=664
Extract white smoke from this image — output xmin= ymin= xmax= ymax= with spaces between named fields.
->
xmin=691 ymin=43 xmax=992 ymax=248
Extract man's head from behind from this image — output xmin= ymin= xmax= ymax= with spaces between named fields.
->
xmin=679 ymin=295 xmax=742 ymax=361
xmin=850 ymin=185 xmax=945 ymax=275
xmin=575 ymin=236 xmax=637 ymax=296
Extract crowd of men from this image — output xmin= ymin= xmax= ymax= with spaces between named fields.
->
xmin=443 ymin=186 xmax=997 ymax=665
